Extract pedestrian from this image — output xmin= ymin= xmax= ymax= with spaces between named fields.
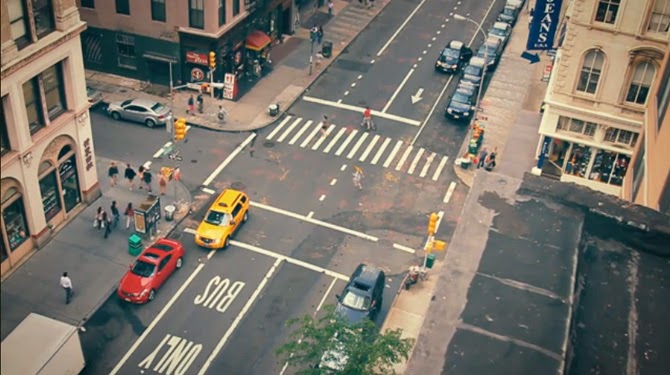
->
xmin=315 ymin=51 xmax=324 ymax=70
xmin=124 ymin=163 xmax=136 ymax=190
xmin=328 ymin=0 xmax=334 ymax=16
xmin=124 ymin=202 xmax=134 ymax=230
xmin=476 ymin=147 xmax=488 ymax=169
xmin=317 ymin=26 xmax=324 ymax=44
xmin=249 ymin=130 xmax=257 ymax=157
xmin=353 ymin=166 xmax=364 ymax=190
xmin=321 ymin=115 xmax=330 ymax=137
xmin=102 ymin=211 xmax=112 ymax=239
xmin=358 ymin=0 xmax=364 ymax=7
xmin=94 ymin=207 xmax=103 ymax=230
xmin=369 ymin=0 xmax=375 ymax=8
xmin=217 ymin=105 xmax=227 ymax=122
xmin=485 ymin=147 xmax=497 ymax=171
xmin=187 ymin=95 xmax=195 ymax=115
xmin=143 ymin=167 xmax=153 ymax=193
xmin=137 ymin=165 xmax=145 ymax=189
xmin=60 ymin=272 xmax=73 ymax=304
xmin=159 ymin=173 xmax=168 ymax=196
xmin=110 ymin=201 xmax=120 ymax=228
xmin=197 ymin=93 xmax=204 ymax=114
xmin=310 ymin=26 xmax=318 ymax=44
xmin=108 ymin=161 xmax=119 ymax=186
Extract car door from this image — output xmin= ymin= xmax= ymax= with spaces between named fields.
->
xmin=124 ymin=105 xmax=148 ymax=123
xmin=230 ymin=203 xmax=243 ymax=233
xmin=156 ymin=255 xmax=172 ymax=287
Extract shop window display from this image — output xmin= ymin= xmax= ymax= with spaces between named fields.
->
xmin=40 ymin=169 xmax=62 ymax=222
xmin=2 ymin=188 xmax=30 ymax=252
xmin=564 ymin=144 xmax=591 ymax=178
xmin=589 ymin=150 xmax=630 ymax=186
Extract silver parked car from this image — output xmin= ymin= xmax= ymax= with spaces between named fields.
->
xmin=86 ymin=86 xmax=104 ymax=108
xmin=489 ymin=22 xmax=512 ymax=48
xmin=106 ymin=98 xmax=172 ymax=128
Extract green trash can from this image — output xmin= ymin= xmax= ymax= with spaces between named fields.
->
xmin=322 ymin=41 xmax=333 ymax=58
xmin=129 ymin=234 xmax=142 ymax=256
xmin=426 ymin=253 xmax=436 ymax=269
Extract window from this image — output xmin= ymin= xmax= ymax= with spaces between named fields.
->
xmin=33 ymin=0 xmax=55 ymax=38
xmin=233 ymin=0 xmax=240 ymax=16
xmin=648 ymin=0 xmax=670 ymax=34
xmin=7 ymin=0 xmax=29 ymax=49
xmin=42 ymin=65 xmax=67 ymax=120
xmin=23 ymin=79 xmax=44 ymax=134
xmin=2 ymin=188 xmax=30 ymax=252
xmin=657 ymin=59 xmax=670 ymax=130
xmin=116 ymin=34 xmax=136 ymax=69
xmin=81 ymin=0 xmax=95 ymax=8
xmin=219 ymin=0 xmax=226 ymax=26
xmin=151 ymin=0 xmax=166 ymax=22
xmin=189 ymin=0 xmax=205 ymax=29
xmin=556 ymin=117 xmax=598 ymax=138
xmin=604 ymin=128 xmax=639 ymax=147
xmin=626 ymin=61 xmax=656 ymax=105
xmin=595 ymin=0 xmax=620 ymax=24
xmin=1 ymin=102 xmax=10 ymax=155
xmin=632 ymin=143 xmax=645 ymax=200
xmin=23 ymin=63 xmax=67 ymax=135
xmin=577 ymin=49 xmax=604 ymax=94
xmin=115 ymin=0 xmax=130 ymax=15
xmin=589 ymin=151 xmax=629 ymax=186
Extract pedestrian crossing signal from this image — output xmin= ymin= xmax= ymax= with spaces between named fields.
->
xmin=174 ymin=118 xmax=187 ymax=141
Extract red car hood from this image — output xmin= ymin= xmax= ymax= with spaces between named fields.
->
xmin=119 ymin=271 xmax=153 ymax=293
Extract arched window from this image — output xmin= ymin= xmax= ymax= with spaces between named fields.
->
xmin=626 ymin=61 xmax=656 ymax=105
xmin=577 ymin=50 xmax=605 ymax=94
xmin=648 ymin=0 xmax=670 ymax=34
xmin=58 ymin=145 xmax=72 ymax=160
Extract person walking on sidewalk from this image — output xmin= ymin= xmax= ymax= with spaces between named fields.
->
xmin=484 ymin=147 xmax=497 ymax=171
xmin=124 ymin=202 xmax=134 ymax=230
xmin=60 ymin=272 xmax=73 ymax=304
xmin=187 ymin=95 xmax=195 ymax=115
xmin=328 ymin=0 xmax=334 ymax=16
xmin=110 ymin=201 xmax=120 ymax=228
xmin=94 ymin=207 xmax=103 ymax=230
xmin=315 ymin=51 xmax=324 ymax=70
xmin=102 ymin=211 xmax=112 ymax=239
xmin=476 ymin=147 xmax=488 ymax=169
xmin=143 ymin=168 xmax=153 ymax=193
xmin=159 ymin=173 xmax=168 ymax=196
xmin=369 ymin=0 xmax=375 ymax=9
xmin=321 ymin=115 xmax=330 ymax=137
xmin=317 ymin=26 xmax=324 ymax=44
xmin=108 ymin=161 xmax=119 ymax=186
xmin=353 ymin=166 xmax=364 ymax=190
xmin=124 ymin=163 xmax=136 ymax=190
xmin=138 ymin=165 xmax=145 ymax=189
xmin=197 ymin=93 xmax=204 ymax=114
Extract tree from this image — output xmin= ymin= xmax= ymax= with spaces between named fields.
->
xmin=276 ymin=305 xmax=414 ymax=375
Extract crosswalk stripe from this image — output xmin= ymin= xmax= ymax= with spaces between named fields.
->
xmin=335 ymin=129 xmax=358 ymax=156
xmin=383 ymin=140 xmax=404 ymax=168
xmin=420 ymin=152 xmax=437 ymax=178
xmin=277 ymin=117 xmax=302 ymax=143
xmin=407 ymin=148 xmax=425 ymax=175
xmin=371 ymin=137 xmax=391 ymax=165
xmin=432 ymin=156 xmax=449 ymax=181
xmin=301 ymin=121 xmax=322 ymax=148
xmin=312 ymin=125 xmax=335 ymax=150
xmin=323 ymin=127 xmax=347 ymax=153
xmin=359 ymin=135 xmax=380 ymax=162
xmin=289 ymin=120 xmax=313 ymax=145
xmin=346 ymin=132 xmax=369 ymax=159
xmin=395 ymin=146 xmax=414 ymax=171
xmin=266 ymin=116 xmax=293 ymax=140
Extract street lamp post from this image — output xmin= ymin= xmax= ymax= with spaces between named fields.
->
xmin=454 ymin=14 xmax=488 ymax=127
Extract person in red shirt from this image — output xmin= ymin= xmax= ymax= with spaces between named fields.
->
xmin=362 ymin=107 xmax=375 ymax=130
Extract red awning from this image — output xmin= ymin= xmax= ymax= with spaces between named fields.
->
xmin=245 ymin=30 xmax=272 ymax=52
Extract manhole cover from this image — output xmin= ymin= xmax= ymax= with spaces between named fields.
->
xmin=191 ymin=159 xmax=198 ymax=163
xmin=263 ymin=141 xmax=275 ymax=148
xmin=230 ymin=181 xmax=246 ymax=190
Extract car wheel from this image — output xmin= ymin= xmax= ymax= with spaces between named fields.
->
xmin=223 ymin=236 xmax=230 ymax=249
xmin=111 ymin=112 xmax=121 ymax=120
xmin=176 ymin=257 xmax=183 ymax=269
xmin=148 ymin=289 xmax=155 ymax=301
xmin=145 ymin=119 xmax=156 ymax=128
xmin=243 ymin=211 xmax=249 ymax=223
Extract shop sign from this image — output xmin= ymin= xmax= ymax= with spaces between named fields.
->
xmin=84 ymin=138 xmax=94 ymax=171
xmin=186 ymin=51 xmax=208 ymax=66
xmin=527 ymin=0 xmax=563 ymax=50
xmin=191 ymin=67 xmax=205 ymax=82
xmin=542 ymin=63 xmax=553 ymax=82
xmin=223 ymin=73 xmax=237 ymax=100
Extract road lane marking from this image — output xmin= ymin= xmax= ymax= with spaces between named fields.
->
xmin=382 ymin=68 xmax=415 ymax=113
xmin=201 ymin=187 xmax=215 ymax=195
xmin=317 ymin=277 xmax=339 ymax=312
xmin=266 ymin=116 xmax=292 ymax=140
xmin=301 ymin=121 xmax=323 ymax=148
xmin=357 ymin=75 xmax=363 ymax=80
xmin=383 ymin=140 xmax=404 ymax=168
xmin=346 ymin=132 xmax=369 ymax=159
xmin=323 ymin=127 xmax=347 ymax=153
xmin=302 ymin=96 xmax=421 ymax=126
xmin=443 ymin=181 xmax=457 ymax=203
xmin=250 ymin=201 xmax=378 ymax=242
xmin=340 ymin=164 xmax=347 ymax=171
xmin=289 ymin=120 xmax=313 ymax=145
xmin=393 ymin=243 xmax=416 ymax=254
xmin=371 ymin=137 xmax=391 ymax=165
xmin=344 ymin=90 xmax=350 ymax=96
xmin=311 ymin=125 xmax=335 ymax=150
xmin=319 ymin=194 xmax=326 ymax=201
xmin=432 ymin=156 xmax=449 ymax=181
xmin=337 ymin=99 xmax=342 ymax=103
xmin=153 ymin=142 xmax=172 ymax=158
xmin=277 ymin=117 xmax=302 ymax=143
xmin=335 ymin=129 xmax=358 ymax=156
xmin=184 ymin=227 xmax=196 ymax=234
xmin=351 ymin=82 xmax=356 ymax=88
xmin=407 ymin=148 xmax=425 ymax=175
xmin=359 ymin=134 xmax=380 ymax=162
xmin=395 ymin=146 xmax=414 ymax=171
xmin=203 ymin=133 xmax=256 ymax=186
xmin=376 ymin=0 xmax=428 ymax=56
xmin=420 ymin=152 xmax=437 ymax=177
xmin=370 ymin=59 xmax=375 ymax=64
xmin=143 ymin=161 xmax=152 ymax=169
xmin=198 ymin=258 xmax=282 ymax=375
xmin=330 ymin=178 xmax=337 ymax=186
xmin=307 ymin=211 xmax=314 ymax=218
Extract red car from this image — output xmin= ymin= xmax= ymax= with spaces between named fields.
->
xmin=117 ymin=238 xmax=184 ymax=304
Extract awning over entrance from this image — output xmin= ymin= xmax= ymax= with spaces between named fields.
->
xmin=142 ymin=52 xmax=178 ymax=64
xmin=245 ymin=30 xmax=271 ymax=52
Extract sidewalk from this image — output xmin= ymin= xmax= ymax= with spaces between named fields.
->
xmin=85 ymin=0 xmax=389 ymax=133
xmin=0 ymin=156 xmax=192 ymax=341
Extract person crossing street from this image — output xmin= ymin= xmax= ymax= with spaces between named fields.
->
xmin=353 ymin=166 xmax=364 ymax=190
xmin=362 ymin=106 xmax=375 ymax=131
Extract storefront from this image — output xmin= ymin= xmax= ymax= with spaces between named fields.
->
xmin=1 ymin=183 xmax=32 ymax=270
xmin=37 ymin=143 xmax=82 ymax=227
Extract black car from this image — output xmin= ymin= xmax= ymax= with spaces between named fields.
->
xmin=460 ymin=57 xmax=486 ymax=87
xmin=335 ymin=264 xmax=385 ymax=323
xmin=445 ymin=87 xmax=476 ymax=121
xmin=497 ymin=5 xmax=520 ymax=25
xmin=435 ymin=40 xmax=473 ymax=74
xmin=476 ymin=37 xmax=502 ymax=72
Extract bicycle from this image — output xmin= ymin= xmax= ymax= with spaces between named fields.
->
xmin=167 ymin=149 xmax=183 ymax=162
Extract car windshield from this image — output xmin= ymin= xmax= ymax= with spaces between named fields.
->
xmin=131 ymin=260 xmax=156 ymax=278
xmin=151 ymin=103 xmax=166 ymax=112
xmin=464 ymin=65 xmax=482 ymax=76
xmin=453 ymin=92 xmax=471 ymax=104
xmin=478 ymin=45 xmax=497 ymax=58
xmin=341 ymin=290 xmax=371 ymax=310
xmin=491 ymin=28 xmax=507 ymax=37
xmin=443 ymin=48 xmax=459 ymax=58
xmin=204 ymin=210 xmax=231 ymax=226
xmin=503 ymin=8 xmax=515 ymax=16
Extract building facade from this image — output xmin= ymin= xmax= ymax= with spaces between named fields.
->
xmin=1 ymin=0 xmax=99 ymax=277
xmin=535 ymin=0 xmax=670 ymax=196
xmin=77 ymin=0 xmax=293 ymax=97
xmin=621 ymin=41 xmax=670 ymax=214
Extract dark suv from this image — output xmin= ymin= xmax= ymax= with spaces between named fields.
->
xmin=335 ymin=264 xmax=385 ymax=323
xmin=435 ymin=40 xmax=473 ymax=74
xmin=445 ymin=85 xmax=477 ymax=121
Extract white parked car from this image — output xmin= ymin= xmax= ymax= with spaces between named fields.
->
xmin=489 ymin=22 xmax=512 ymax=48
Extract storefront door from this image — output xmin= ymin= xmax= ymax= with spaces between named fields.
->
xmin=59 ymin=155 xmax=81 ymax=213
xmin=39 ymin=166 xmax=62 ymax=223
xmin=1 ymin=186 xmax=31 ymax=258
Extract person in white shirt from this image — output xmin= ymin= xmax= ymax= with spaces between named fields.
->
xmin=60 ymin=272 xmax=73 ymax=304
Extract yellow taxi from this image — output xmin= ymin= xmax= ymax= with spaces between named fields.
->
xmin=195 ymin=189 xmax=250 ymax=249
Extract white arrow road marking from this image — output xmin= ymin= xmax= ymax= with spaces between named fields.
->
xmin=411 ymin=88 xmax=424 ymax=104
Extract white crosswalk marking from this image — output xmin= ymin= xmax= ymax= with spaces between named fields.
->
xmin=395 ymin=146 xmax=413 ymax=171
xmin=277 ymin=117 xmax=302 ymax=143
xmin=358 ymin=135 xmax=380 ymax=162
xmin=336 ymin=129 xmax=358 ymax=156
xmin=383 ymin=140 xmax=404 ymax=168
xmin=346 ymin=132 xmax=369 ymax=159
xmin=420 ymin=152 xmax=437 ymax=177
xmin=266 ymin=116 xmax=293 ymax=140
xmin=301 ymin=122 xmax=323 ymax=148
xmin=323 ymin=127 xmax=347 ymax=153
xmin=432 ymin=156 xmax=449 ymax=181
xmin=407 ymin=148 xmax=425 ymax=175
xmin=371 ymin=137 xmax=391 ymax=165
xmin=289 ymin=120 xmax=313 ymax=145
xmin=312 ymin=125 xmax=335 ymax=150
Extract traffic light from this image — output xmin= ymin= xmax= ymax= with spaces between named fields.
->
xmin=427 ymin=212 xmax=439 ymax=235
xmin=209 ymin=51 xmax=216 ymax=69
xmin=433 ymin=240 xmax=446 ymax=251
xmin=174 ymin=118 xmax=187 ymax=141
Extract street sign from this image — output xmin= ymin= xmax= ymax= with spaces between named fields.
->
xmin=527 ymin=0 xmax=563 ymax=51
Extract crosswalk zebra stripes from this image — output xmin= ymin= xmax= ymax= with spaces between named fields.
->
xmin=265 ymin=116 xmax=449 ymax=181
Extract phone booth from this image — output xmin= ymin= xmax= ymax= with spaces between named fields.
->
xmin=134 ymin=194 xmax=162 ymax=237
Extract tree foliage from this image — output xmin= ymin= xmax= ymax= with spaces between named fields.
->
xmin=276 ymin=305 xmax=414 ymax=375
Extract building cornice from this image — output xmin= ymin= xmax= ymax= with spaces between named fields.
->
xmin=546 ymin=98 xmax=644 ymax=128
xmin=569 ymin=20 xmax=670 ymax=47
